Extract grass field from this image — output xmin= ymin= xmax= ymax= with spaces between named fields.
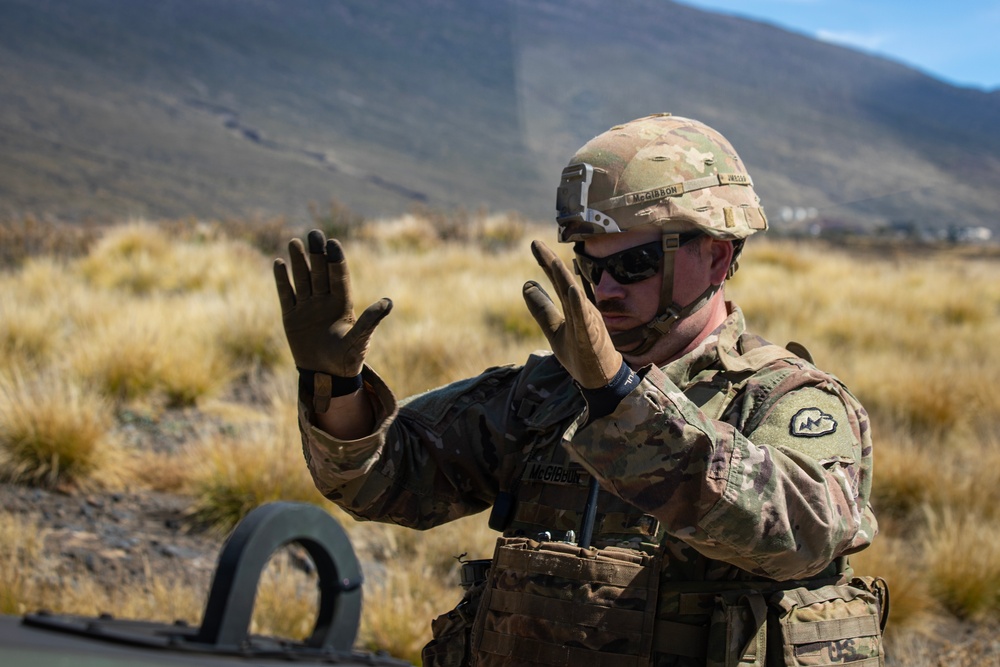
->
xmin=1 ymin=213 xmax=999 ymax=664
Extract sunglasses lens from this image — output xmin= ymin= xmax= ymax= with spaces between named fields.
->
xmin=609 ymin=245 xmax=661 ymax=283
xmin=576 ymin=242 xmax=663 ymax=285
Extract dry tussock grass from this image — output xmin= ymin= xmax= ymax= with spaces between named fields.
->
xmin=214 ymin=289 xmax=291 ymax=371
xmin=923 ymin=507 xmax=1000 ymax=619
xmin=250 ymin=549 xmax=322 ymax=640
xmin=2 ymin=219 xmax=1000 ymax=660
xmin=0 ymin=257 xmax=105 ymax=369
xmin=0 ymin=368 xmax=121 ymax=489
xmin=735 ymin=238 xmax=1000 ymax=633
xmin=0 ymin=512 xmax=50 ymax=615
xmin=352 ymin=516 xmax=498 ymax=664
xmin=850 ymin=534 xmax=938 ymax=633
xmin=184 ymin=381 xmax=330 ymax=534
xmin=351 ymin=238 xmax=555 ymax=395
xmin=78 ymin=222 xmax=270 ymax=296
xmin=0 ymin=216 xmax=102 ymax=267
xmin=71 ymin=307 xmax=166 ymax=401
xmin=359 ymin=562 xmax=456 ymax=664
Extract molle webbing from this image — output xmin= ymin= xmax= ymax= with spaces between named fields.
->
xmin=770 ymin=578 xmax=887 ymax=666
xmin=471 ymin=538 xmax=661 ymax=666
xmin=471 ymin=536 xmax=859 ymax=667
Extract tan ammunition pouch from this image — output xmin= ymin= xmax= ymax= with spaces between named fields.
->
xmin=767 ymin=576 xmax=887 ymax=667
xmin=699 ymin=575 xmax=887 ymax=667
xmin=471 ymin=537 xmax=661 ymax=666
xmin=461 ymin=537 xmax=888 ymax=667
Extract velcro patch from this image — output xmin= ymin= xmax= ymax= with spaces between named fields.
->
xmin=789 ymin=407 xmax=838 ymax=437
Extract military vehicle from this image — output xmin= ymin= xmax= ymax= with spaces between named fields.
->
xmin=0 ymin=501 xmax=413 ymax=666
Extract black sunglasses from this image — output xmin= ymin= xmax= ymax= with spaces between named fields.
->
xmin=574 ymin=234 xmax=702 ymax=286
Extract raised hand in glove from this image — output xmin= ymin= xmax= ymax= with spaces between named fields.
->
xmin=273 ymin=230 xmax=392 ymax=412
xmin=522 ymin=240 xmax=630 ymax=391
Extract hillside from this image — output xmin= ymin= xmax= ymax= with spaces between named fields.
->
xmin=1 ymin=0 xmax=999 ymax=232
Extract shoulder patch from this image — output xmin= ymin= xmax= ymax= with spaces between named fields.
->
xmin=789 ymin=407 xmax=837 ymax=437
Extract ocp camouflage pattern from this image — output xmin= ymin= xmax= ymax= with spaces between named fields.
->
xmin=558 ymin=114 xmax=768 ymax=242
xmin=299 ymin=304 xmax=877 ymax=663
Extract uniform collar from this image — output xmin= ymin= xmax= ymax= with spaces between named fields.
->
xmin=661 ymin=302 xmax=746 ymax=386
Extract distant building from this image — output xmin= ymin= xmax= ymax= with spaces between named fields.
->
xmin=949 ymin=226 xmax=993 ymax=243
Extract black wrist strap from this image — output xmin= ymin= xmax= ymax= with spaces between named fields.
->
xmin=298 ymin=368 xmax=363 ymax=413
xmin=580 ymin=361 xmax=639 ymax=425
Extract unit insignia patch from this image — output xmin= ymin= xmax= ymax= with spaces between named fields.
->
xmin=789 ymin=407 xmax=838 ymax=437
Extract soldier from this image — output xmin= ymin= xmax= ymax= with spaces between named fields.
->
xmin=274 ymin=114 xmax=885 ymax=666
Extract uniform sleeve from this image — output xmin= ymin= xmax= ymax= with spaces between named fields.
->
xmin=561 ymin=363 xmax=876 ymax=580
xmin=299 ymin=361 xmax=541 ymax=530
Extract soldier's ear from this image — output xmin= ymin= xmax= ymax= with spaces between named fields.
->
xmin=707 ymin=239 xmax=734 ymax=285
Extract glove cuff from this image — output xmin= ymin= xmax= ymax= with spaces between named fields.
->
xmin=580 ymin=361 xmax=639 ymax=424
xmin=298 ymin=368 xmax=363 ymax=413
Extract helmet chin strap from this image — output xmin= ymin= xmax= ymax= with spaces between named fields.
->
xmin=609 ymin=282 xmax=720 ymax=356
xmin=597 ymin=233 xmax=721 ymax=357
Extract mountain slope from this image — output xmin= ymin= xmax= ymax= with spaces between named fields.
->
xmin=1 ymin=0 xmax=998 ymax=231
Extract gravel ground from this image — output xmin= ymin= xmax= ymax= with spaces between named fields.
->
xmin=1 ymin=397 xmax=253 ymax=613
xmin=2 ymin=482 xmax=222 ymax=599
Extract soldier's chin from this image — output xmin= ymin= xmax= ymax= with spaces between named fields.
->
xmin=615 ymin=343 xmax=639 ymax=361
xmin=609 ymin=329 xmax=644 ymax=354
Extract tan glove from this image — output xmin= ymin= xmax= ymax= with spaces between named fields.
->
xmin=273 ymin=230 xmax=392 ymax=399
xmin=522 ymin=240 xmax=623 ymax=389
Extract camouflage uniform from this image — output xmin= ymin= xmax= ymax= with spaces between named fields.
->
xmin=299 ymin=303 xmax=877 ymax=665
xmin=281 ymin=114 xmax=883 ymax=665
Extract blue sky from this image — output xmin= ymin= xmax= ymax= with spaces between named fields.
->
xmin=675 ymin=0 xmax=1000 ymax=91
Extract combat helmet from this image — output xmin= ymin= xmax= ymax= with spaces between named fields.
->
xmin=555 ymin=113 xmax=768 ymax=354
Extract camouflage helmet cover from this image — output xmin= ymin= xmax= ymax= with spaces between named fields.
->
xmin=556 ymin=113 xmax=768 ymax=242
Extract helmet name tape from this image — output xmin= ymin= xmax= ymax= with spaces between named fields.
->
xmin=593 ymin=172 xmax=754 ymax=213
xmin=719 ymin=173 xmax=752 ymax=185
xmin=626 ymin=184 xmax=684 ymax=205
